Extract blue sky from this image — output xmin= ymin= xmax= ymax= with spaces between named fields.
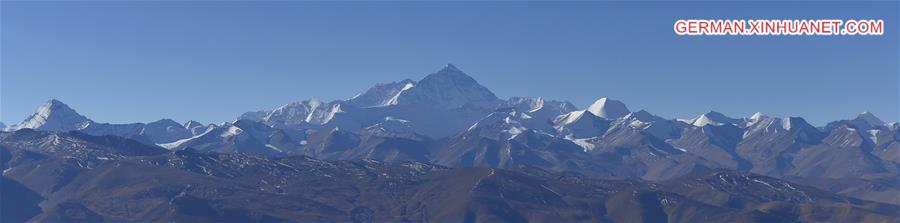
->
xmin=2 ymin=1 xmax=897 ymax=125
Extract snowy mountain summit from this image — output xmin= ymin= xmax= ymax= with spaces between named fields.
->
xmin=347 ymin=64 xmax=501 ymax=110
xmin=348 ymin=79 xmax=416 ymax=108
xmin=7 ymin=99 xmax=210 ymax=144
xmin=392 ymin=64 xmax=502 ymax=109
xmin=856 ymin=111 xmax=885 ymax=126
xmin=585 ymin=97 xmax=629 ymax=119
xmin=8 ymin=99 xmax=92 ymax=131
xmin=690 ymin=111 xmax=742 ymax=127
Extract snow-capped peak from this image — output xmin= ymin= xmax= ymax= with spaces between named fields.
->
xmin=553 ymin=110 xmax=609 ymax=139
xmin=220 ymin=124 xmax=244 ymax=138
xmin=749 ymin=112 xmax=767 ymax=121
xmin=347 ymin=64 xmax=500 ymax=110
xmin=585 ymin=98 xmax=629 ymax=119
xmin=774 ymin=117 xmax=815 ymax=131
xmin=183 ymin=120 xmax=215 ymax=136
xmin=465 ymin=109 xmax=528 ymax=140
xmin=386 ymin=81 xmax=416 ymax=106
xmin=183 ymin=120 xmax=204 ymax=129
xmin=855 ymin=112 xmax=885 ymax=126
xmin=690 ymin=111 xmax=741 ymax=127
xmin=9 ymin=99 xmax=93 ymax=132
xmin=556 ymin=110 xmax=589 ymax=126
xmin=393 ymin=64 xmax=502 ymax=109
xmin=442 ymin=63 xmax=462 ymax=73
xmin=504 ymin=97 xmax=578 ymax=117
xmin=257 ymin=98 xmax=340 ymax=126
xmin=506 ymin=97 xmax=545 ymax=113
xmin=347 ymin=79 xmax=416 ymax=108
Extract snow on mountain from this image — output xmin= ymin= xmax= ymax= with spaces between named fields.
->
xmin=348 ymin=79 xmax=416 ymax=108
xmin=7 ymin=99 xmax=207 ymax=144
xmin=613 ymin=110 xmax=689 ymax=140
xmin=0 ymin=122 xmax=5 ymax=130
xmin=547 ymin=97 xmax=628 ymax=140
xmin=504 ymin=97 xmax=577 ymax=115
xmin=464 ymin=108 xmax=530 ymax=140
xmin=242 ymin=98 xmax=344 ymax=128
xmin=818 ymin=112 xmax=895 ymax=150
xmin=585 ymin=98 xmax=629 ymax=119
xmin=747 ymin=112 xmax=767 ymax=124
xmin=824 ymin=112 xmax=890 ymax=133
xmin=553 ymin=110 xmax=610 ymax=139
xmin=8 ymin=99 xmax=92 ymax=132
xmin=500 ymin=97 xmax=578 ymax=132
xmin=393 ymin=64 xmax=502 ymax=109
xmin=268 ymin=98 xmax=326 ymax=125
xmin=365 ymin=117 xmax=414 ymax=133
xmin=690 ymin=111 xmax=742 ymax=127
xmin=234 ymin=64 xmax=504 ymax=139
xmin=506 ymin=97 xmax=545 ymax=113
xmin=742 ymin=116 xmax=821 ymax=141
xmin=855 ymin=112 xmax=885 ymax=127
xmin=183 ymin=120 xmax=215 ymax=135
xmin=160 ymin=119 xmax=296 ymax=156
xmin=345 ymin=64 xmax=501 ymax=110
xmin=134 ymin=119 xmax=194 ymax=143
xmin=362 ymin=116 xmax=421 ymax=139
xmin=238 ymin=110 xmax=269 ymax=122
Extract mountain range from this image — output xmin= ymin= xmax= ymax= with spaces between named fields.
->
xmin=2 ymin=64 xmax=898 ymax=222
xmin=2 ymin=130 xmax=898 ymax=222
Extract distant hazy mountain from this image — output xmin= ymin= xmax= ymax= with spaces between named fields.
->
xmin=5 ymin=100 xmax=211 ymax=144
xmin=689 ymin=111 xmax=744 ymax=127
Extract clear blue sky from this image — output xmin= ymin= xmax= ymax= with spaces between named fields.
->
xmin=2 ymin=1 xmax=897 ymax=125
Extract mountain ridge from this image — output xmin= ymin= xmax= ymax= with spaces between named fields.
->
xmin=4 ymin=64 xmax=898 ymax=207
xmin=2 ymin=130 xmax=897 ymax=222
